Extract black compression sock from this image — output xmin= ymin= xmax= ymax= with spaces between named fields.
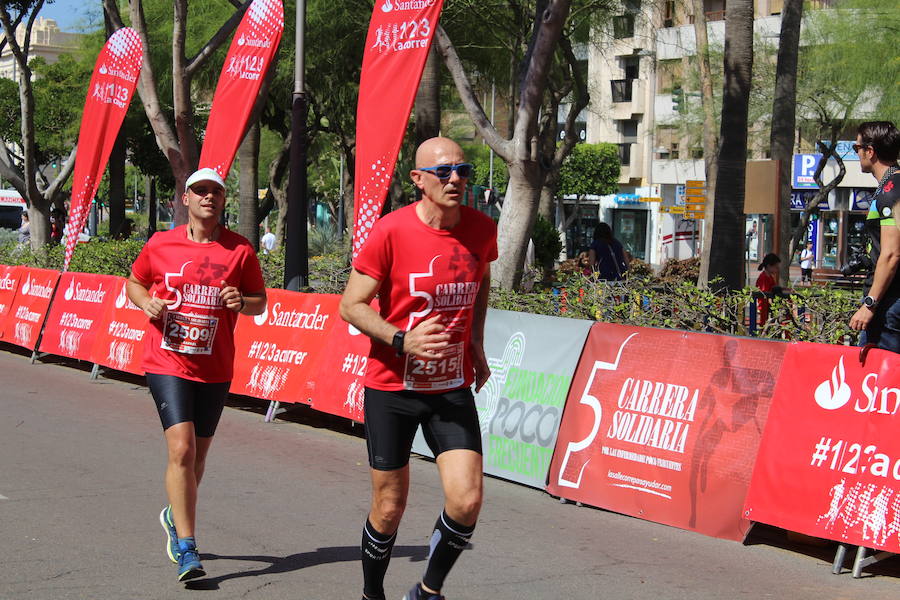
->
xmin=361 ymin=519 xmax=395 ymax=600
xmin=422 ymin=509 xmax=475 ymax=593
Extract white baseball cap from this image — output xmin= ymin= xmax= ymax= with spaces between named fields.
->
xmin=185 ymin=167 xmax=225 ymax=191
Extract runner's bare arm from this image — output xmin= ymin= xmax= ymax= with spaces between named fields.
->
xmin=126 ymin=273 xmax=173 ymax=320
xmin=851 ymin=224 xmax=900 ymax=330
xmin=219 ymin=280 xmax=266 ymax=315
xmin=470 ymin=270 xmax=491 ymax=392
xmin=340 ymin=268 xmax=450 ymax=357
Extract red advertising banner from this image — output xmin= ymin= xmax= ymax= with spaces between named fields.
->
xmin=63 ymin=28 xmax=142 ymax=270
xmin=304 ymin=314 xmax=371 ymax=422
xmin=39 ymin=272 xmax=119 ymax=362
xmin=547 ymin=323 xmax=786 ymax=541
xmin=3 ymin=268 xmax=59 ymax=350
xmin=351 ymin=0 xmax=445 ymax=257
xmin=230 ymin=290 xmax=339 ymax=403
xmin=0 ymin=265 xmax=21 ymax=340
xmin=89 ymin=277 xmax=147 ymax=375
xmin=199 ymin=0 xmax=284 ymax=178
xmin=745 ymin=343 xmax=900 ymax=553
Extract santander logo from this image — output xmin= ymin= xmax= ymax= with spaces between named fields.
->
xmin=116 ymin=284 xmax=126 ymax=309
xmin=815 ymin=356 xmax=852 ymax=410
xmin=64 ymin=279 xmax=75 ymax=301
xmin=814 ymin=354 xmax=900 ymax=415
xmin=254 ymin=305 xmax=268 ymax=326
xmin=380 ymin=0 xmax=393 ymax=12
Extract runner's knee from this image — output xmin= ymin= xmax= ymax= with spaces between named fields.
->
xmin=167 ymin=437 xmax=196 ymax=467
xmin=445 ymin=488 xmax=482 ymax=524
xmin=371 ymin=493 xmax=406 ymax=528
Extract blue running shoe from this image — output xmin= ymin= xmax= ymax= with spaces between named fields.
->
xmin=402 ymin=583 xmax=444 ymax=600
xmin=176 ymin=538 xmax=205 ymax=582
xmin=159 ymin=505 xmax=180 ymax=563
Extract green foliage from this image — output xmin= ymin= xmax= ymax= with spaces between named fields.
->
xmin=30 ymin=54 xmax=92 ymax=165
xmin=463 ymin=144 xmax=509 ymax=195
xmin=798 ymin=0 xmax=900 ymax=138
xmin=493 ymin=271 xmax=857 ymax=345
xmin=0 ymin=239 xmax=143 ymax=276
xmin=531 ymin=213 xmax=562 ymax=269
xmin=308 ymin=224 xmax=347 ymax=257
xmin=0 ymin=241 xmax=858 ymax=344
xmin=258 ymin=248 xmax=285 ymax=290
xmin=0 ymin=77 xmax=20 ymax=143
xmin=557 ymin=143 xmax=620 ymax=198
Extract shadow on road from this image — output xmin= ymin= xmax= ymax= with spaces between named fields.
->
xmin=186 ymin=544 xmax=429 ymax=590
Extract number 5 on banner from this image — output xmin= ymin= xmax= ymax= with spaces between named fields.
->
xmin=557 ymin=333 xmax=637 ymax=489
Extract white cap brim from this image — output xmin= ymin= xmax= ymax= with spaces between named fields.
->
xmin=185 ymin=167 xmax=225 ymax=190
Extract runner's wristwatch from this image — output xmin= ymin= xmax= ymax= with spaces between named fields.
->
xmin=392 ymin=330 xmax=406 ymax=356
xmin=863 ymin=295 xmax=879 ymax=309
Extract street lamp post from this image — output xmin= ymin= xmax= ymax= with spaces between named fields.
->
xmin=284 ymin=0 xmax=308 ymax=290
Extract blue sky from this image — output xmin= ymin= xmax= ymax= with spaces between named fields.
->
xmin=39 ymin=0 xmax=103 ymax=33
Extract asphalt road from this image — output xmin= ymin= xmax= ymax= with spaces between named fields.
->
xmin=1 ymin=346 xmax=898 ymax=600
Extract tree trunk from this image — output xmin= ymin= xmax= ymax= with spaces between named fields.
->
xmin=238 ymin=121 xmax=261 ymax=247
xmin=770 ymin=0 xmax=803 ymax=285
xmin=707 ymin=0 xmax=754 ymax=291
xmin=415 ymin=46 xmax=442 ymax=145
xmin=494 ymin=159 xmax=543 ymax=289
xmin=145 ymin=176 xmax=157 ymax=237
xmin=108 ymin=133 xmax=127 ymax=238
xmin=692 ymin=0 xmax=720 ymax=287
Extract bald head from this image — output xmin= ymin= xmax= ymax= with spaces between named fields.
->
xmin=415 ymin=137 xmax=465 ymax=169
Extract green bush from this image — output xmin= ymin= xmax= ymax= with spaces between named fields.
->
xmin=532 ymin=214 xmax=563 ymax=273
xmin=0 ymin=239 xmax=859 ymax=345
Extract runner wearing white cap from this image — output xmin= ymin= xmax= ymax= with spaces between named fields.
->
xmin=127 ymin=168 xmax=267 ymax=582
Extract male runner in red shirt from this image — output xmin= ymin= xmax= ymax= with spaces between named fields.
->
xmin=127 ymin=168 xmax=267 ymax=582
xmin=341 ymin=137 xmax=497 ymax=600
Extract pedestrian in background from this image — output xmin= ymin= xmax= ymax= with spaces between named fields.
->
xmin=588 ymin=222 xmax=628 ymax=281
xmin=756 ymin=253 xmax=789 ymax=325
xmin=799 ymin=241 xmax=814 ymax=284
xmin=260 ymin=225 xmax=275 ymax=254
xmin=17 ymin=211 xmax=30 ymax=244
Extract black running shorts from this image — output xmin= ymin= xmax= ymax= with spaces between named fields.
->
xmin=363 ymin=387 xmax=482 ymax=471
xmin=146 ymin=373 xmax=229 ymax=438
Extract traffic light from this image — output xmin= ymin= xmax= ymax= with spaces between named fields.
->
xmin=671 ymin=86 xmax=685 ymax=114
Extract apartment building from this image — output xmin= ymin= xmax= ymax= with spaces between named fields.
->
xmin=0 ymin=17 xmax=80 ymax=81
xmin=582 ymin=0 xmax=877 ymax=274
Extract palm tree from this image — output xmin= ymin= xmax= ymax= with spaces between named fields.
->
xmin=707 ymin=0 xmax=754 ymax=291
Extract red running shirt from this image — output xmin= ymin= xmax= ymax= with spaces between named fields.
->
xmin=131 ymin=225 xmax=265 ymax=383
xmin=756 ymin=270 xmax=775 ymax=324
xmin=353 ymin=204 xmax=498 ymax=392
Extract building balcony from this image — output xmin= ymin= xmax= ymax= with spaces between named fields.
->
xmin=651 ymin=158 xmax=706 ymax=184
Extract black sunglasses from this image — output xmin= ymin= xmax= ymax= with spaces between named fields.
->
xmin=419 ymin=163 xmax=474 ymax=180
xmin=852 ymin=143 xmax=870 ymax=153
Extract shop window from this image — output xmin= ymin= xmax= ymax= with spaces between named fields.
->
xmin=613 ymin=208 xmax=648 ymax=260
xmin=821 ymin=212 xmax=839 ymax=269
